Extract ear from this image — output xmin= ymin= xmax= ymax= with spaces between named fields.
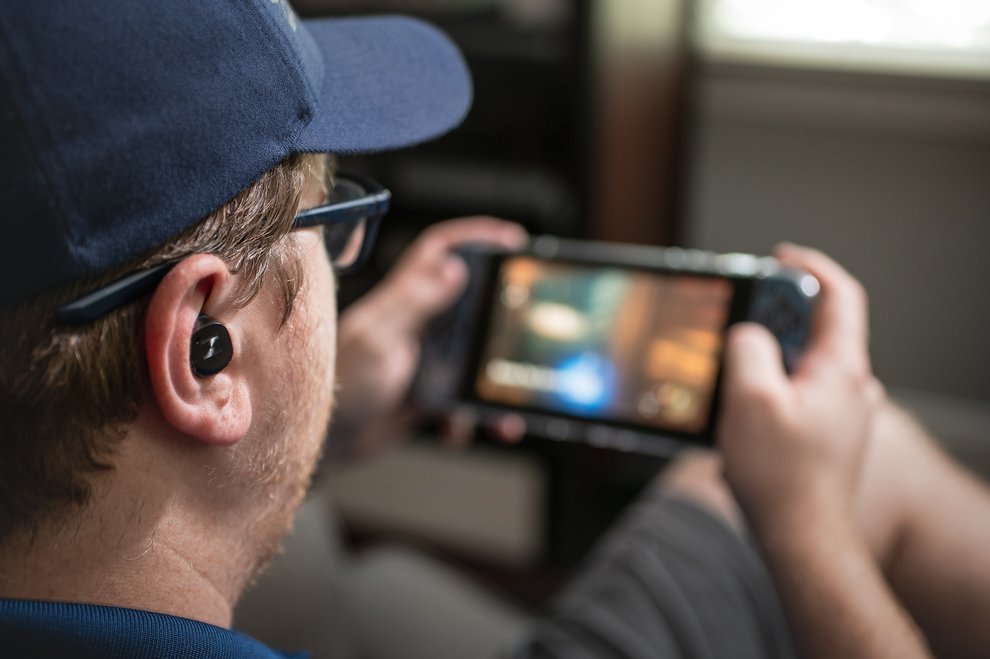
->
xmin=144 ymin=255 xmax=251 ymax=446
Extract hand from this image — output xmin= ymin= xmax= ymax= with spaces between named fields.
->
xmin=331 ymin=217 xmax=527 ymax=456
xmin=718 ymin=246 xmax=935 ymax=659
xmin=717 ymin=245 xmax=885 ymax=536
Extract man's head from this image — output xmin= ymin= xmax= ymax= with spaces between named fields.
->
xmin=0 ymin=0 xmax=471 ymax=617
xmin=0 ymin=152 xmax=324 ymax=545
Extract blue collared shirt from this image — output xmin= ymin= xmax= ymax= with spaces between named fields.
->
xmin=0 ymin=598 xmax=309 ymax=658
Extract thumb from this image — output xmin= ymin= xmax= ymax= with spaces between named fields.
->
xmin=409 ymin=254 xmax=469 ymax=332
xmin=721 ymin=323 xmax=789 ymax=407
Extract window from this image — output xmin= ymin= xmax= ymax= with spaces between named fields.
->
xmin=695 ymin=0 xmax=990 ymax=78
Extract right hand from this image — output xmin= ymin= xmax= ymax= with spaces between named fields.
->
xmin=716 ymin=245 xmax=885 ymax=536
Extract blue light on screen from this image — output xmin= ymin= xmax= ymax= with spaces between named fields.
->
xmin=554 ymin=352 xmax=616 ymax=413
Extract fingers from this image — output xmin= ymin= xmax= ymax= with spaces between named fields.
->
xmin=442 ymin=407 xmax=526 ymax=448
xmin=775 ymin=243 xmax=871 ymax=374
xmin=417 ymin=217 xmax=528 ymax=255
xmin=718 ymin=324 xmax=788 ymax=460
xmin=490 ymin=413 xmax=526 ymax=444
xmin=442 ymin=407 xmax=477 ymax=449
xmin=376 ymin=217 xmax=528 ymax=335
xmin=716 ymin=323 xmax=791 ymax=502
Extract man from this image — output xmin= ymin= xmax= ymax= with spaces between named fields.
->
xmin=1 ymin=2 xmax=989 ymax=659
xmin=0 ymin=1 xmax=477 ymax=655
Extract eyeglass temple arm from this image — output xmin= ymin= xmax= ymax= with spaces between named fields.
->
xmin=55 ymin=173 xmax=390 ymax=325
xmin=293 ymin=190 xmax=391 ymax=227
xmin=54 ymin=261 xmax=176 ymax=325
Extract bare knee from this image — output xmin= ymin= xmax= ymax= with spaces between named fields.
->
xmin=656 ymin=450 xmax=744 ymax=533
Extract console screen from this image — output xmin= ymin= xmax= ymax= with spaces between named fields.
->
xmin=473 ymin=257 xmax=734 ymax=433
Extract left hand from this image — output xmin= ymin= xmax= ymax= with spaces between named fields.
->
xmin=331 ymin=217 xmax=527 ymax=456
xmin=717 ymin=244 xmax=886 ymax=537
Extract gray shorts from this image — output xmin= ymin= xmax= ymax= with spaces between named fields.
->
xmin=508 ymin=495 xmax=794 ymax=659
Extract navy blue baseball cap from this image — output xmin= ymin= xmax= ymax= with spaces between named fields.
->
xmin=0 ymin=0 xmax=471 ymax=308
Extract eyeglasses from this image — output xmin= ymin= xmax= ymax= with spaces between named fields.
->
xmin=54 ymin=172 xmax=390 ymax=325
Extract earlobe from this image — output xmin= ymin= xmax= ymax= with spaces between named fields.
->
xmin=144 ymin=255 xmax=252 ymax=446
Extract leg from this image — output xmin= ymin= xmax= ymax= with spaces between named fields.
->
xmin=660 ymin=410 xmax=990 ymax=659
xmin=656 ymin=449 xmax=742 ymax=533
xmin=514 ymin=482 xmax=794 ymax=659
xmin=854 ymin=404 xmax=990 ymax=659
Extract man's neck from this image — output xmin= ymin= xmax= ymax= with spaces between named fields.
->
xmin=0 ymin=524 xmax=234 ymax=626
xmin=0 ymin=428 xmax=266 ymax=628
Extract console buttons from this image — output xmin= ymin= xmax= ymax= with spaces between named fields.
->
xmin=749 ymin=277 xmax=816 ymax=373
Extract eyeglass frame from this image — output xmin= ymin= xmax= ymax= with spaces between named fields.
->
xmin=54 ymin=171 xmax=390 ymax=326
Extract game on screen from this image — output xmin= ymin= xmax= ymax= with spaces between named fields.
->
xmin=473 ymin=257 xmax=733 ymax=434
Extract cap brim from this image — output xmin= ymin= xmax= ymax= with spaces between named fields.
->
xmin=294 ymin=15 xmax=472 ymax=155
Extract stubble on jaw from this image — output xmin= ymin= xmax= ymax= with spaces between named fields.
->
xmin=238 ymin=235 xmax=338 ymax=583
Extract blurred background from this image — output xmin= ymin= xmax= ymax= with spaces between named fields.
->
xmin=295 ymin=0 xmax=990 ymax=599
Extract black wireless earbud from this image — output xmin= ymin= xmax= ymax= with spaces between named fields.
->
xmin=190 ymin=314 xmax=233 ymax=377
